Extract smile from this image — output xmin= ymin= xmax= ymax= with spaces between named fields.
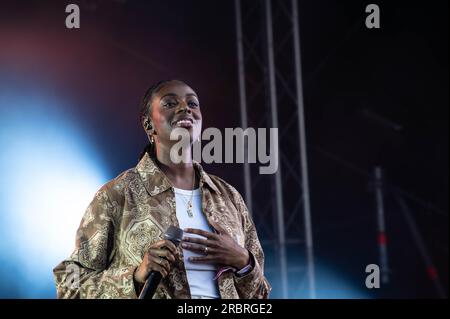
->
xmin=173 ymin=119 xmax=194 ymax=128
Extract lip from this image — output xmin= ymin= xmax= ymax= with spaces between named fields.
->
xmin=172 ymin=117 xmax=194 ymax=127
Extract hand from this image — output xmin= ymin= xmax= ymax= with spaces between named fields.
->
xmin=182 ymin=220 xmax=250 ymax=270
xmin=134 ymin=239 xmax=179 ymax=284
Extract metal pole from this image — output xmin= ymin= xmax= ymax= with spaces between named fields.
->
xmin=396 ymin=195 xmax=446 ymax=298
xmin=264 ymin=0 xmax=288 ymax=298
xmin=374 ymin=167 xmax=390 ymax=284
xmin=234 ymin=0 xmax=253 ymax=217
xmin=291 ymin=0 xmax=316 ymax=299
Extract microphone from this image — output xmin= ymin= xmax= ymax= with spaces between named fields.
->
xmin=138 ymin=225 xmax=183 ymax=299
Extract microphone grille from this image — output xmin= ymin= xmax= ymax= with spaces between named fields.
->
xmin=164 ymin=226 xmax=183 ymax=245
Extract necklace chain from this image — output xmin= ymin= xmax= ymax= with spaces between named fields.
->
xmin=177 ymin=169 xmax=196 ymax=218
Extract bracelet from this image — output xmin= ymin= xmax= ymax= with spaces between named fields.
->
xmin=235 ymin=251 xmax=254 ymax=277
xmin=235 ymin=263 xmax=253 ymax=276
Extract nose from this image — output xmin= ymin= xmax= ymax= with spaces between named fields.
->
xmin=175 ymin=101 xmax=192 ymax=114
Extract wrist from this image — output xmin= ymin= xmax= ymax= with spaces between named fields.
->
xmin=133 ymin=267 xmax=145 ymax=296
xmin=133 ymin=266 xmax=146 ymax=284
xmin=235 ymin=248 xmax=250 ymax=270
xmin=235 ymin=250 xmax=254 ymax=277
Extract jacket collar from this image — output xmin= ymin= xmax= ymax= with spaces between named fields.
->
xmin=136 ymin=153 xmax=221 ymax=196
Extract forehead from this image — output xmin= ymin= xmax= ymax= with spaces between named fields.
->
xmin=156 ymin=81 xmax=198 ymax=99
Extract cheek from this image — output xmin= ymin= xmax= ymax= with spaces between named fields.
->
xmin=195 ymin=110 xmax=202 ymax=121
xmin=153 ymin=113 xmax=171 ymax=132
xmin=194 ymin=118 xmax=202 ymax=131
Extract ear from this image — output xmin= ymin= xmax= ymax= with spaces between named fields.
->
xmin=143 ymin=119 xmax=155 ymax=135
xmin=143 ymin=120 xmax=152 ymax=131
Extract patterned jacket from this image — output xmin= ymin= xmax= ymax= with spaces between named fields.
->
xmin=53 ymin=153 xmax=271 ymax=299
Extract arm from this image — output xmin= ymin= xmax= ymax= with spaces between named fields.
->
xmin=53 ymin=187 xmax=138 ymax=299
xmin=232 ymin=190 xmax=272 ymax=299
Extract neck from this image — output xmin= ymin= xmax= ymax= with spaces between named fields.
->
xmin=155 ymin=143 xmax=198 ymax=190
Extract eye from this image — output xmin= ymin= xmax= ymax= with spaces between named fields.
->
xmin=188 ymin=100 xmax=199 ymax=108
xmin=162 ymin=100 xmax=178 ymax=108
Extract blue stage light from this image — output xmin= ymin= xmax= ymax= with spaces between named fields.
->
xmin=0 ymin=89 xmax=108 ymax=298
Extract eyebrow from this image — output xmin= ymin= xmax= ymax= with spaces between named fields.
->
xmin=160 ymin=93 xmax=198 ymax=99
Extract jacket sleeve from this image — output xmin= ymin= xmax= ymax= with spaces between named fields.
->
xmin=53 ymin=187 xmax=138 ymax=299
xmin=229 ymin=187 xmax=272 ymax=299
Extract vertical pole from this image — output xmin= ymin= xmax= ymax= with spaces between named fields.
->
xmin=264 ymin=0 xmax=288 ymax=298
xmin=396 ymin=195 xmax=446 ymax=298
xmin=291 ymin=0 xmax=316 ymax=299
xmin=374 ymin=167 xmax=390 ymax=284
xmin=234 ymin=0 xmax=253 ymax=217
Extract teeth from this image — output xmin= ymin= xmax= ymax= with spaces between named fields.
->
xmin=176 ymin=120 xmax=192 ymax=125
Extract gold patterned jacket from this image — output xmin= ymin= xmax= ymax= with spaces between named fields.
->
xmin=53 ymin=153 xmax=271 ymax=299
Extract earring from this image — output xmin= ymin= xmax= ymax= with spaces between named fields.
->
xmin=145 ymin=121 xmax=155 ymax=144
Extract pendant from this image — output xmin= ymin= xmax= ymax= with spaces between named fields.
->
xmin=187 ymin=201 xmax=193 ymax=218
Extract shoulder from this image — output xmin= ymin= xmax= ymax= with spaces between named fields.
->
xmin=93 ymin=167 xmax=138 ymax=204
xmin=206 ymin=174 xmax=246 ymax=210
xmin=205 ymin=174 xmax=255 ymax=232
xmin=84 ymin=167 xmax=141 ymax=224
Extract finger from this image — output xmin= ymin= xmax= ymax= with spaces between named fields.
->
xmin=181 ymin=242 xmax=210 ymax=254
xmin=151 ymin=253 xmax=174 ymax=268
xmin=188 ymin=255 xmax=217 ymax=264
xmin=182 ymin=236 xmax=210 ymax=246
xmin=162 ymin=239 xmax=178 ymax=255
xmin=148 ymin=249 xmax=176 ymax=262
xmin=149 ymin=240 xmax=167 ymax=252
xmin=150 ymin=255 xmax=171 ymax=273
xmin=154 ymin=265 xmax=168 ymax=278
xmin=151 ymin=239 xmax=178 ymax=255
xmin=147 ymin=259 xmax=168 ymax=277
xmin=184 ymin=228 xmax=217 ymax=240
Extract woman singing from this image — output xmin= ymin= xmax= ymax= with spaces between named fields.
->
xmin=53 ymin=80 xmax=271 ymax=299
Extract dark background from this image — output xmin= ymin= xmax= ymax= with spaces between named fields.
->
xmin=0 ymin=0 xmax=447 ymax=298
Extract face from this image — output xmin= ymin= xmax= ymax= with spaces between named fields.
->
xmin=148 ymin=80 xmax=202 ymax=147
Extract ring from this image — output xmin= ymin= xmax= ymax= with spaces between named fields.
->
xmin=204 ymin=247 xmax=208 ymax=255
xmin=158 ymin=257 xmax=163 ymax=264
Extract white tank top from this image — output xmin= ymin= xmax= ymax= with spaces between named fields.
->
xmin=173 ymin=187 xmax=220 ymax=299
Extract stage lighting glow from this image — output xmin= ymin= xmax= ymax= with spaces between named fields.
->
xmin=314 ymin=265 xmax=371 ymax=299
xmin=264 ymin=253 xmax=371 ymax=298
xmin=0 ymin=90 xmax=108 ymax=298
